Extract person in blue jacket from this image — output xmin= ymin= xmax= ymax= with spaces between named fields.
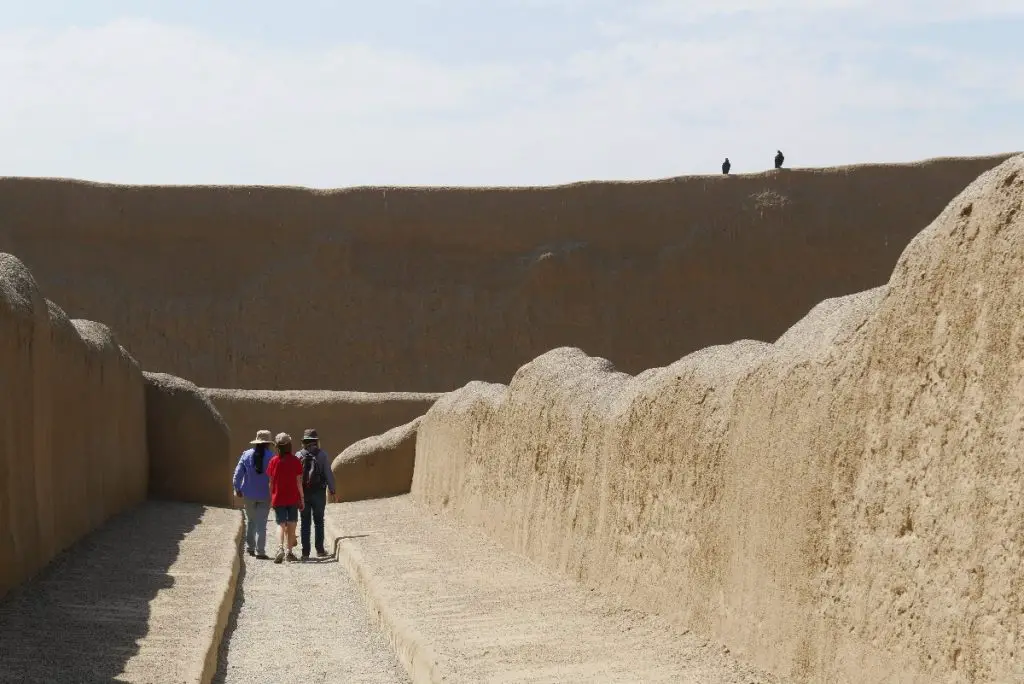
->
xmin=233 ymin=429 xmax=275 ymax=559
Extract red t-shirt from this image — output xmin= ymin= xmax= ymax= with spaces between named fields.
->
xmin=267 ymin=453 xmax=303 ymax=507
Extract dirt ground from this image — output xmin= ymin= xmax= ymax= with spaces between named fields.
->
xmin=213 ymin=515 xmax=408 ymax=684
xmin=329 ymin=496 xmax=784 ymax=683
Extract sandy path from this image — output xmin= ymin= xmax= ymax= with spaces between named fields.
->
xmin=329 ymin=496 xmax=786 ymax=683
xmin=0 ymin=501 xmax=239 ymax=684
xmin=213 ymin=517 xmax=408 ymax=684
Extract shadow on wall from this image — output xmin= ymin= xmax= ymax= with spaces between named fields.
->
xmin=0 ymin=253 xmax=148 ymax=599
xmin=0 ymin=501 xmax=202 ymax=682
xmin=147 ymin=373 xmax=232 ymax=508
xmin=411 ymin=155 xmax=1024 ymax=683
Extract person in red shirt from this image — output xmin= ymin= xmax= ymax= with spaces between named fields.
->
xmin=267 ymin=432 xmax=305 ymax=563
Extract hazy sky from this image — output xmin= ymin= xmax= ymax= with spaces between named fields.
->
xmin=1 ymin=1 xmax=1021 ymax=187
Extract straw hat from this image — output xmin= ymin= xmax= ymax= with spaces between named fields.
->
xmin=249 ymin=429 xmax=273 ymax=445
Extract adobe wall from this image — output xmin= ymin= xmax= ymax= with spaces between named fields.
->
xmin=0 ymin=254 xmax=148 ymax=599
xmin=0 ymin=155 xmax=1011 ymax=392
xmin=331 ymin=416 xmax=423 ymax=502
xmin=204 ymin=389 xmax=439 ymax=504
xmin=411 ymin=155 xmax=1024 ymax=682
xmin=145 ymin=373 xmax=232 ymax=507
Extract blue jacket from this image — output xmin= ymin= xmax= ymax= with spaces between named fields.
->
xmin=232 ymin=447 xmax=272 ymax=501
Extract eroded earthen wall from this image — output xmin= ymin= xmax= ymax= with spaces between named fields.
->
xmin=145 ymin=373 xmax=232 ymax=507
xmin=331 ymin=416 xmax=423 ymax=502
xmin=0 ymin=155 xmax=1011 ymax=392
xmin=412 ymin=155 xmax=1024 ymax=683
xmin=0 ymin=254 xmax=148 ymax=598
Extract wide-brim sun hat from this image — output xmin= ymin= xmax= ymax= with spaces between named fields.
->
xmin=250 ymin=429 xmax=273 ymax=445
xmin=301 ymin=428 xmax=319 ymax=442
xmin=275 ymin=432 xmax=292 ymax=446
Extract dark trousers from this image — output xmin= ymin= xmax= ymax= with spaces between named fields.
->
xmin=300 ymin=487 xmax=327 ymax=556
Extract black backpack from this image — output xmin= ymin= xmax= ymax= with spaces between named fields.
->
xmin=302 ymin=449 xmax=326 ymax=489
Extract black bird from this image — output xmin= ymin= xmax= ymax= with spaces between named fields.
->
xmin=774 ymin=150 xmax=785 ymax=169
xmin=722 ymin=157 xmax=731 ymax=175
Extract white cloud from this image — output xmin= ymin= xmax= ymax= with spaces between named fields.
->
xmin=0 ymin=5 xmax=1020 ymax=187
xmin=612 ymin=0 xmax=1024 ymax=26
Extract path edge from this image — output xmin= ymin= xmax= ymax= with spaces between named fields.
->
xmin=329 ymin=516 xmax=447 ymax=684
xmin=194 ymin=510 xmax=243 ymax=684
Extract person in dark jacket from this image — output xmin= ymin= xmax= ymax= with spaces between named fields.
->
xmin=232 ymin=429 xmax=275 ymax=559
xmin=722 ymin=157 xmax=731 ymax=175
xmin=774 ymin=150 xmax=785 ymax=169
xmin=296 ymin=429 xmax=337 ymax=559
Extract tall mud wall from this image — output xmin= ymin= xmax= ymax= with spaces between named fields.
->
xmin=0 ymin=253 xmax=147 ymax=599
xmin=0 ymin=155 xmax=1011 ymax=392
xmin=412 ymin=155 xmax=1024 ymax=683
xmin=204 ymin=389 xmax=439 ymax=504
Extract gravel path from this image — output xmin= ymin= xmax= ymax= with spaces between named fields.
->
xmin=330 ymin=496 xmax=787 ymax=683
xmin=0 ymin=501 xmax=239 ymax=684
xmin=213 ymin=516 xmax=408 ymax=684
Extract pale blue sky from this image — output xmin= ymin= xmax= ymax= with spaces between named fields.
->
xmin=1 ymin=1 xmax=1021 ymax=186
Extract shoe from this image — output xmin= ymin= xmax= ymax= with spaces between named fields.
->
xmin=316 ymin=549 xmax=329 ymax=558
xmin=301 ymin=554 xmax=310 ymax=561
xmin=255 ymin=553 xmax=270 ymax=560
xmin=286 ymin=551 xmax=298 ymax=562
xmin=274 ymin=549 xmax=285 ymax=564
xmin=246 ymin=548 xmax=255 ymax=557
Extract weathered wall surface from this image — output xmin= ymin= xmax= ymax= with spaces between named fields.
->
xmin=205 ymin=389 xmax=439 ymax=505
xmin=331 ymin=416 xmax=423 ymax=503
xmin=145 ymin=373 xmax=231 ymax=508
xmin=0 ymin=253 xmax=147 ymax=599
xmin=205 ymin=388 xmax=439 ymax=463
xmin=0 ymin=155 xmax=1011 ymax=392
xmin=412 ymin=155 xmax=1024 ymax=682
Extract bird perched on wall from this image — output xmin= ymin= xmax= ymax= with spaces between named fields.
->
xmin=774 ymin=150 xmax=785 ymax=169
xmin=722 ymin=157 xmax=731 ymax=175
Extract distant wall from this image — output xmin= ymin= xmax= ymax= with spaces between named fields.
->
xmin=331 ymin=416 xmax=423 ymax=502
xmin=145 ymin=373 xmax=231 ymax=508
xmin=0 ymin=253 xmax=147 ymax=599
xmin=412 ymin=156 xmax=1024 ymax=683
xmin=0 ymin=155 xmax=1012 ymax=392
xmin=204 ymin=389 xmax=439 ymax=504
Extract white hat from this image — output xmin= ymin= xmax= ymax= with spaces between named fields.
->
xmin=275 ymin=432 xmax=292 ymax=446
xmin=250 ymin=429 xmax=273 ymax=445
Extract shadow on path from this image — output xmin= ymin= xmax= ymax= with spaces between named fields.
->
xmin=0 ymin=501 xmax=204 ymax=684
